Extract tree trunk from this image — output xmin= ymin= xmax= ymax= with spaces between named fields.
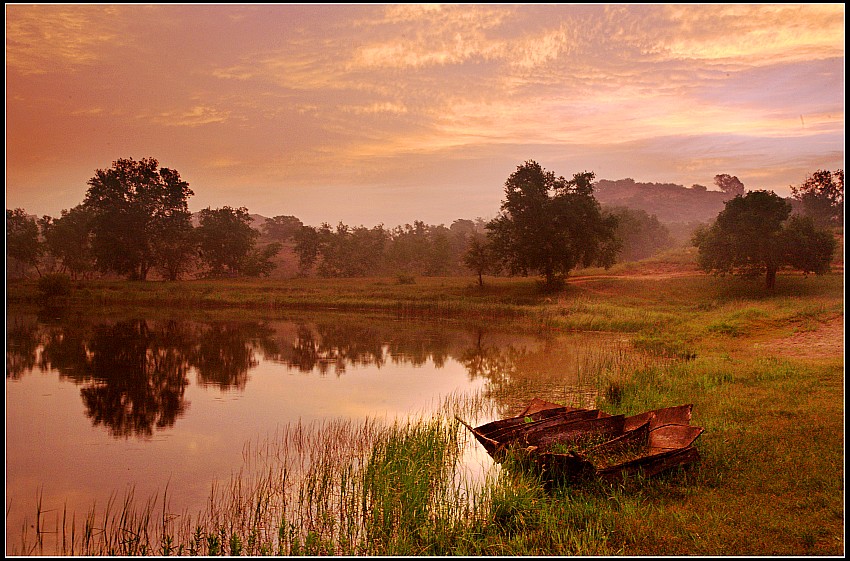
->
xmin=477 ymin=271 xmax=484 ymax=288
xmin=765 ymin=266 xmax=777 ymax=290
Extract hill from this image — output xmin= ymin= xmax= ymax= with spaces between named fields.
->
xmin=593 ymin=178 xmax=729 ymax=226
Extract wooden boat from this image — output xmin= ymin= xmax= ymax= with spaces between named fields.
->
xmin=457 ymin=398 xmax=703 ymax=483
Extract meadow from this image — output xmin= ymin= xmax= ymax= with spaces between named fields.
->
xmin=6 ymin=248 xmax=844 ymax=556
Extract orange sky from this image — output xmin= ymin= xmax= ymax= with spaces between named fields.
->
xmin=5 ymin=4 xmax=845 ymax=227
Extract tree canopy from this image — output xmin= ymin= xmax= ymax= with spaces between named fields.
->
xmin=790 ymin=168 xmax=844 ymax=228
xmin=83 ymin=157 xmax=194 ymax=280
xmin=6 ymin=208 xmax=42 ymax=277
xmin=693 ymin=190 xmax=836 ymax=290
xmin=195 ymin=206 xmax=259 ymax=277
xmin=714 ymin=174 xmax=745 ymax=198
xmin=40 ymin=204 xmax=96 ymax=280
xmin=604 ymin=207 xmax=674 ymax=262
xmin=486 ymin=160 xmax=620 ymax=289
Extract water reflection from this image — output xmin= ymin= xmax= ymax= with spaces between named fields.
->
xmin=263 ymin=320 xmax=455 ymax=374
xmin=7 ymin=310 xmax=628 ymax=438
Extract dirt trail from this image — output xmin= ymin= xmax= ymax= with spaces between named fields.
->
xmin=570 ymin=268 xmax=844 ymax=361
xmin=757 ymin=314 xmax=845 ymax=360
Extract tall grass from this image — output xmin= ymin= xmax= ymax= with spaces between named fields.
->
xmin=7 ymin=267 xmax=843 ymax=556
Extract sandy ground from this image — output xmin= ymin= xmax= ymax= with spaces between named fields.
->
xmin=571 ymin=269 xmax=844 ymax=362
xmin=760 ymin=314 xmax=845 ymax=360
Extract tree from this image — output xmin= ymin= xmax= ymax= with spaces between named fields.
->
xmin=152 ymin=209 xmax=196 ymax=281
xmin=714 ymin=174 xmax=745 ymax=198
xmin=83 ymin=157 xmax=194 ymax=280
xmin=293 ymin=225 xmax=321 ymax=275
xmin=790 ymin=169 xmax=844 ymax=228
xmin=6 ymin=208 xmax=43 ymax=277
xmin=604 ymin=207 xmax=674 ymax=262
xmin=41 ymin=205 xmax=96 ymax=280
xmin=195 ymin=206 xmax=258 ymax=277
xmin=486 ymin=161 xmax=620 ymax=289
xmin=463 ymin=233 xmax=495 ymax=288
xmin=693 ymin=190 xmax=836 ymax=290
xmin=304 ymin=222 xmax=388 ymax=278
xmin=262 ymin=215 xmax=303 ymax=241
xmin=242 ymin=242 xmax=283 ymax=277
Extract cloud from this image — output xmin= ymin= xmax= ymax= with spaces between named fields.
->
xmin=141 ymin=105 xmax=231 ymax=128
xmin=5 ymin=5 xmax=132 ymax=74
xmin=4 ymin=4 xmax=844 ymax=225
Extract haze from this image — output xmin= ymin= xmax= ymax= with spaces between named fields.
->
xmin=5 ymin=4 xmax=845 ymax=227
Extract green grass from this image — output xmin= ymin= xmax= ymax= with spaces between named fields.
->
xmin=6 ymin=262 xmax=844 ymax=556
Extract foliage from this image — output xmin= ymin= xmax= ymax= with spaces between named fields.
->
xmin=6 ymin=208 xmax=43 ymax=276
xmin=242 ymin=242 xmax=283 ymax=278
xmin=195 ymin=206 xmax=259 ymax=277
xmin=262 ymin=215 xmax=303 ymax=241
xmin=82 ymin=157 xmax=194 ymax=280
xmin=790 ymin=168 xmax=844 ymax=228
xmin=37 ymin=272 xmax=73 ymax=300
xmin=463 ymin=232 xmax=496 ymax=287
xmin=292 ymin=220 xmax=479 ymax=278
xmin=39 ymin=205 xmax=96 ymax=280
xmin=714 ymin=173 xmax=745 ymax=198
xmin=693 ymin=190 xmax=836 ymax=289
xmin=152 ymin=208 xmax=196 ymax=281
xmin=293 ymin=224 xmax=321 ymax=274
xmin=781 ymin=215 xmax=837 ymax=275
xmin=604 ymin=207 xmax=674 ymax=262
xmin=317 ymin=222 xmax=389 ymax=277
xmin=487 ymin=161 xmax=620 ymax=289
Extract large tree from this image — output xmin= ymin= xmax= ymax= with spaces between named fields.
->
xmin=195 ymin=206 xmax=259 ymax=277
xmin=693 ymin=190 xmax=836 ymax=290
xmin=486 ymin=161 xmax=620 ymax=289
xmin=83 ymin=157 xmax=194 ymax=280
xmin=790 ymin=168 xmax=844 ymax=228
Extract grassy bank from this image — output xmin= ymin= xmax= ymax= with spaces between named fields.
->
xmin=7 ymin=263 xmax=844 ymax=555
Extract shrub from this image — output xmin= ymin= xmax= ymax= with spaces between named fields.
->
xmin=38 ymin=273 xmax=73 ymax=300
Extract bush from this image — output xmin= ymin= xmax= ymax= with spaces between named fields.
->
xmin=38 ymin=273 xmax=73 ymax=300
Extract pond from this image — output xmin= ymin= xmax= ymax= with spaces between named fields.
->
xmin=5 ymin=306 xmax=636 ymax=554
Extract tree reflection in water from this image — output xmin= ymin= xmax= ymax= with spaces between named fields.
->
xmin=191 ymin=322 xmax=271 ymax=390
xmin=6 ymin=315 xmax=40 ymax=380
xmin=82 ymin=320 xmax=190 ymax=438
xmin=6 ymin=311 xmax=627 ymax=438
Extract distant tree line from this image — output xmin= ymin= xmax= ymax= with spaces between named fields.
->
xmin=290 ymin=219 xmax=489 ymax=278
xmin=7 ymin=157 xmax=684 ymax=282
xmin=8 ymin=157 xmax=839 ymax=290
xmin=7 ymin=158 xmax=282 ymax=281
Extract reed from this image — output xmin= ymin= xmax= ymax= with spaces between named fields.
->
xmin=6 ymin=263 xmax=842 ymax=555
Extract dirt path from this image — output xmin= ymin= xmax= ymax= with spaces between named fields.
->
xmin=570 ymin=269 xmax=844 ymax=362
xmin=757 ymin=314 xmax=845 ymax=361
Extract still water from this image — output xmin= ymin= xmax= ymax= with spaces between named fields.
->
xmin=6 ymin=307 xmax=631 ymax=552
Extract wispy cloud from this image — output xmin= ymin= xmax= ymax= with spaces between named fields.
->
xmin=4 ymin=4 xmax=844 ymax=225
xmin=152 ymin=105 xmax=231 ymax=127
xmin=5 ymin=5 xmax=134 ymax=74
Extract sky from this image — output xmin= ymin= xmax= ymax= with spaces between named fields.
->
xmin=5 ymin=3 xmax=845 ymax=227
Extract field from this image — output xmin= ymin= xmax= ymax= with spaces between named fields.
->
xmin=6 ymin=247 xmax=844 ymax=555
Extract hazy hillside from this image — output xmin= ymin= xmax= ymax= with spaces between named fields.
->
xmin=594 ymin=178 xmax=729 ymax=226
